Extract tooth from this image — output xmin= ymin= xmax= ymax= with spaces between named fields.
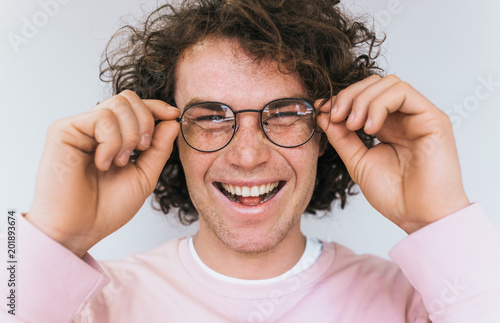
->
xmin=223 ymin=181 xmax=280 ymax=198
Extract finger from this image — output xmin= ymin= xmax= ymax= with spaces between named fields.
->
xmin=314 ymin=97 xmax=335 ymax=133
xmin=332 ymin=74 xmax=382 ymax=123
xmin=69 ymin=108 xmax=123 ymax=171
xmin=364 ymin=81 xmax=434 ymax=135
xmin=118 ymin=90 xmax=156 ymax=150
xmin=135 ymin=119 xmax=180 ymax=188
xmin=316 ymin=112 xmax=368 ymax=183
xmin=346 ymin=75 xmax=401 ymax=131
xmin=94 ymin=110 xmax=123 ymax=170
xmin=142 ymin=99 xmax=180 ymax=121
xmin=105 ymin=95 xmax=141 ymax=166
xmin=314 ymin=74 xmax=386 ymax=133
xmin=315 ymin=97 xmax=335 ymax=116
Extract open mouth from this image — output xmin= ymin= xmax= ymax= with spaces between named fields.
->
xmin=215 ymin=181 xmax=285 ymax=206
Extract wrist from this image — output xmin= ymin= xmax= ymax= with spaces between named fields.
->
xmin=400 ymin=198 xmax=471 ymax=234
xmin=24 ymin=212 xmax=91 ymax=258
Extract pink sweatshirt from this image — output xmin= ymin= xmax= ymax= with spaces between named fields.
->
xmin=2 ymin=203 xmax=500 ymax=322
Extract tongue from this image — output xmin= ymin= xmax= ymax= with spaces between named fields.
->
xmin=236 ymin=195 xmax=263 ymax=205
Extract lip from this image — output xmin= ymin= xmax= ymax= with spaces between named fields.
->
xmin=210 ymin=179 xmax=287 ymax=218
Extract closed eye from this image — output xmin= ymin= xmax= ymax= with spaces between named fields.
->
xmin=195 ymin=115 xmax=227 ymax=122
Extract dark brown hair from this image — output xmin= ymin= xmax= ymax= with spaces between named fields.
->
xmin=100 ymin=0 xmax=383 ymax=225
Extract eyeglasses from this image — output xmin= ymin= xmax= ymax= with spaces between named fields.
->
xmin=177 ymin=98 xmax=316 ymax=152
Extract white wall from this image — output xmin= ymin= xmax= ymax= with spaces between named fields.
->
xmin=1 ymin=0 xmax=499 ymax=260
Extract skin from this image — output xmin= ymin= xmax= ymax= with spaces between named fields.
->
xmin=175 ymin=38 xmax=321 ymax=278
xmin=25 ymin=37 xmax=469 ymax=279
xmin=316 ymin=75 xmax=470 ymax=234
xmin=26 ymin=94 xmax=181 ymax=258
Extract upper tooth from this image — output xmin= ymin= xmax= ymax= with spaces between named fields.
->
xmin=241 ymin=186 xmax=250 ymax=197
xmin=222 ymin=182 xmax=279 ymax=196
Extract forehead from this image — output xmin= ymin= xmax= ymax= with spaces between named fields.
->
xmin=174 ymin=37 xmax=307 ymax=110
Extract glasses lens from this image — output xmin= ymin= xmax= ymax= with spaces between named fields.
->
xmin=180 ymin=103 xmax=235 ymax=152
xmin=262 ymin=99 xmax=315 ymax=147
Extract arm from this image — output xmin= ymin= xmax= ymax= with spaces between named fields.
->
xmin=391 ymin=203 xmax=500 ymax=322
xmin=2 ymin=91 xmax=179 ymax=321
xmin=316 ymin=74 xmax=469 ymax=234
xmin=316 ymin=75 xmax=500 ymax=320
xmin=1 ymin=214 xmax=109 ymax=322
xmin=26 ymin=91 xmax=180 ymax=257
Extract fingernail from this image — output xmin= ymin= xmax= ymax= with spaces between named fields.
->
xmin=365 ymin=118 xmax=372 ymax=129
xmin=347 ymin=111 xmax=356 ymax=124
xmin=119 ymin=150 xmax=131 ymax=165
xmin=103 ymin=157 xmax=113 ymax=169
xmin=140 ymin=133 xmax=150 ymax=147
xmin=331 ymin=104 xmax=338 ymax=115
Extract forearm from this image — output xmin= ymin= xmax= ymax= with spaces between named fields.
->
xmin=390 ymin=203 xmax=500 ymax=322
xmin=1 ymin=214 xmax=109 ymax=322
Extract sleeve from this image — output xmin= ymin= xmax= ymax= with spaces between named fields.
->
xmin=389 ymin=203 xmax=500 ymax=323
xmin=1 ymin=214 xmax=110 ymax=323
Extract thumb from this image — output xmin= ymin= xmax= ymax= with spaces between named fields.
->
xmin=135 ymin=119 xmax=180 ymax=187
xmin=316 ymin=112 xmax=368 ymax=183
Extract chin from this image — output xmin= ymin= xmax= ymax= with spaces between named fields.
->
xmin=207 ymin=216 xmax=296 ymax=255
xmin=224 ymin=237 xmax=280 ymax=255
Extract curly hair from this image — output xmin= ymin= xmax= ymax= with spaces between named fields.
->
xmin=100 ymin=0 xmax=384 ymax=225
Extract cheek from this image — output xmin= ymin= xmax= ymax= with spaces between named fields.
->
xmin=303 ymin=139 xmax=321 ymax=188
xmin=178 ymin=137 xmax=216 ymax=194
xmin=287 ymin=138 xmax=321 ymax=190
xmin=178 ymin=139 xmax=203 ymax=188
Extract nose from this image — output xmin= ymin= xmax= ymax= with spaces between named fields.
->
xmin=225 ymin=111 xmax=271 ymax=170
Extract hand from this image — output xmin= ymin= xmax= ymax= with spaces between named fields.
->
xmin=316 ymin=75 xmax=470 ymax=234
xmin=26 ymin=90 xmax=180 ymax=257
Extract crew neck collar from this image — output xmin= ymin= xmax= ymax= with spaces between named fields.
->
xmin=177 ymin=236 xmax=336 ymax=299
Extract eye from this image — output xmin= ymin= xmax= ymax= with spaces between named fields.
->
xmin=274 ymin=111 xmax=301 ymax=118
xmin=195 ymin=115 xmax=226 ymax=122
xmin=264 ymin=111 xmax=305 ymax=125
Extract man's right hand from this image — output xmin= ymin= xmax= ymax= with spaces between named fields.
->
xmin=25 ymin=90 xmax=180 ymax=257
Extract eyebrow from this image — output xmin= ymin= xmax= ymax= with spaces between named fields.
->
xmin=183 ymin=95 xmax=313 ymax=110
xmin=183 ymin=97 xmax=211 ymax=109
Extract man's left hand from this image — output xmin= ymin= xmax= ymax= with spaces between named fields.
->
xmin=316 ymin=74 xmax=470 ymax=234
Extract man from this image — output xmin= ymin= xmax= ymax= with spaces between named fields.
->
xmin=4 ymin=0 xmax=500 ymax=322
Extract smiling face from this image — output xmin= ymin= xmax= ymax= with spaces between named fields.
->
xmin=174 ymin=37 xmax=321 ymax=255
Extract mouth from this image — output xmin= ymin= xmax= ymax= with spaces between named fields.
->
xmin=215 ymin=181 xmax=285 ymax=206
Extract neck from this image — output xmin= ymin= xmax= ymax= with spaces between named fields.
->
xmin=193 ymin=223 xmax=306 ymax=280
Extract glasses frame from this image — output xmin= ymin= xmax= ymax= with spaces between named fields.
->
xmin=176 ymin=98 xmax=317 ymax=153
